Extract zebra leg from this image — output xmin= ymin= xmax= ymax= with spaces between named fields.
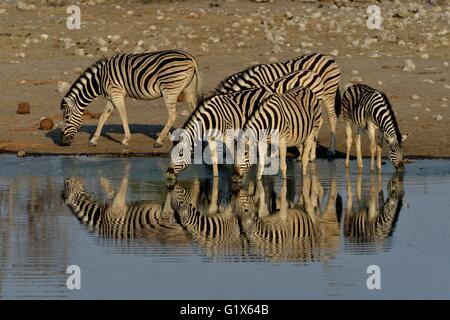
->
xmin=301 ymin=136 xmax=314 ymax=176
xmin=208 ymin=177 xmax=219 ymax=214
xmin=155 ymin=97 xmax=178 ymax=148
xmin=90 ymin=102 xmax=114 ymax=146
xmin=345 ymin=121 xmax=353 ymax=168
xmin=376 ymin=130 xmax=383 ymax=171
xmin=257 ymin=141 xmax=267 ymax=180
xmin=324 ymin=96 xmax=337 ymax=157
xmin=111 ymin=95 xmax=131 ymax=146
xmin=355 ymin=128 xmax=363 ymax=169
xmin=367 ymin=123 xmax=377 ymax=172
xmin=279 ymin=141 xmax=287 ymax=179
xmin=310 ymin=117 xmax=323 ymax=162
xmin=208 ymin=138 xmax=219 ymax=177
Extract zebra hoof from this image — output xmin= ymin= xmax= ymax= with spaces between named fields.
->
xmin=121 ymin=140 xmax=129 ymax=146
xmin=89 ymin=140 xmax=97 ymax=146
xmin=153 ymin=141 xmax=162 ymax=148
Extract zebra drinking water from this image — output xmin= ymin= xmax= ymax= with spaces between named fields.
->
xmin=233 ymin=87 xmax=323 ymax=180
xmin=341 ymin=83 xmax=410 ymax=172
xmin=166 ymin=69 xmax=325 ymax=179
xmin=216 ymin=53 xmax=341 ymax=156
xmin=60 ymin=50 xmax=202 ymax=147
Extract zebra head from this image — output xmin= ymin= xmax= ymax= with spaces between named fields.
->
xmin=166 ymin=139 xmax=192 ymax=180
xmin=387 ymin=133 xmax=410 ymax=172
xmin=60 ymin=96 xmax=84 ymax=146
xmin=62 ymin=177 xmax=85 ymax=204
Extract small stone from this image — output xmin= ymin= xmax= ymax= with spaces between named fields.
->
xmin=401 ymin=59 xmax=416 ymax=72
xmin=0 ymin=9 xmax=6 ymax=14
xmin=17 ymin=1 xmax=36 ymax=10
xmin=421 ymin=53 xmax=429 ymax=59
xmin=57 ymin=81 xmax=70 ymax=93
xmin=444 ymin=62 xmax=449 ymax=67
xmin=74 ymin=48 xmax=85 ymax=56
xmin=110 ymin=35 xmax=121 ymax=42
xmin=97 ymin=37 xmax=108 ymax=46
xmin=330 ymin=49 xmax=339 ymax=57
xmin=39 ymin=118 xmax=54 ymax=130
xmin=40 ymin=34 xmax=49 ymax=40
xmin=412 ymin=94 xmax=420 ymax=100
xmin=433 ymin=114 xmax=443 ymax=121
xmin=423 ymin=79 xmax=434 ymax=84
xmin=413 ymin=116 xmax=419 ymax=121
xmin=17 ymin=151 xmax=26 ymax=157
xmin=17 ymin=102 xmax=30 ymax=114
xmin=100 ymin=46 xmax=108 ymax=52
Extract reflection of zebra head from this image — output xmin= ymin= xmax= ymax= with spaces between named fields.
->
xmin=344 ymin=173 xmax=404 ymax=244
xmin=60 ymin=58 xmax=106 ymax=146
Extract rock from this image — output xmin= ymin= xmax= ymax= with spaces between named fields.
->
xmin=17 ymin=102 xmax=30 ymax=114
xmin=421 ymin=53 xmax=429 ymax=59
xmin=74 ymin=48 xmax=85 ymax=56
xmin=423 ymin=79 xmax=434 ymax=84
xmin=401 ymin=59 xmax=416 ymax=72
xmin=96 ymin=37 xmax=108 ymax=46
xmin=17 ymin=151 xmax=26 ymax=157
xmin=17 ymin=1 xmax=36 ymax=11
xmin=100 ymin=46 xmax=108 ymax=52
xmin=412 ymin=94 xmax=420 ymax=100
xmin=39 ymin=118 xmax=54 ymax=130
xmin=433 ymin=114 xmax=443 ymax=121
xmin=330 ymin=49 xmax=339 ymax=57
xmin=40 ymin=34 xmax=49 ymax=40
xmin=57 ymin=81 xmax=70 ymax=93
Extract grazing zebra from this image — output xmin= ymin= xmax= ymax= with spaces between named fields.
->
xmin=233 ymin=87 xmax=323 ymax=180
xmin=344 ymin=171 xmax=404 ymax=244
xmin=216 ymin=53 xmax=341 ymax=156
xmin=342 ymin=83 xmax=410 ymax=172
xmin=169 ymin=178 xmax=244 ymax=258
xmin=166 ymin=69 xmax=325 ymax=178
xmin=60 ymin=50 xmax=202 ymax=147
xmin=62 ymin=175 xmax=189 ymax=242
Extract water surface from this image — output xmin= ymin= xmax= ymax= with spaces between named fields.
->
xmin=0 ymin=155 xmax=449 ymax=299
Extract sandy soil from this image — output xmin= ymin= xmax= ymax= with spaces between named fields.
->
xmin=0 ymin=0 xmax=449 ymax=158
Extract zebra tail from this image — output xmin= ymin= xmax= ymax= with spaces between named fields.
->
xmin=335 ymin=87 xmax=342 ymax=118
xmin=193 ymin=62 xmax=203 ymax=105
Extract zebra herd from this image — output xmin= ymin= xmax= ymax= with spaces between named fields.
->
xmin=60 ymin=50 xmax=409 ymax=178
xmin=63 ymin=165 xmax=405 ymax=260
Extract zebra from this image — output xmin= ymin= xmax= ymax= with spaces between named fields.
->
xmin=216 ymin=53 xmax=341 ymax=156
xmin=62 ymin=174 xmax=189 ymax=242
xmin=344 ymin=171 xmax=404 ymax=244
xmin=233 ymin=87 xmax=323 ymax=180
xmin=342 ymin=83 xmax=410 ymax=172
xmin=60 ymin=50 xmax=202 ymax=148
xmin=166 ymin=69 xmax=325 ymax=179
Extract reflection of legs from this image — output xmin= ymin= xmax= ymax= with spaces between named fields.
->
xmin=208 ymin=138 xmax=219 ymax=177
xmin=90 ymin=102 xmax=114 ymax=146
xmin=367 ymin=122 xmax=377 ymax=172
xmin=345 ymin=121 xmax=353 ymax=168
xmin=208 ymin=177 xmax=219 ymax=214
xmin=368 ymin=173 xmax=378 ymax=220
xmin=356 ymin=128 xmax=363 ymax=169
xmin=256 ymin=180 xmax=269 ymax=218
xmin=111 ymin=95 xmax=131 ymax=146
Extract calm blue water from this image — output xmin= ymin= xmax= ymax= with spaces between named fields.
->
xmin=0 ymin=155 xmax=449 ymax=299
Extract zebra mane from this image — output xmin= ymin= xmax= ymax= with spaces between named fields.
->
xmin=61 ymin=57 xmax=107 ymax=107
xmin=379 ymin=90 xmax=402 ymax=144
xmin=215 ymin=63 xmax=263 ymax=93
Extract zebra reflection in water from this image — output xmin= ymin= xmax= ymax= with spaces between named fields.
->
xmin=234 ymin=166 xmax=341 ymax=263
xmin=62 ymin=164 xmax=190 ymax=245
xmin=344 ymin=170 xmax=404 ymax=249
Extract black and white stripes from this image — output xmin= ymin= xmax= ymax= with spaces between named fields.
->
xmin=342 ymin=83 xmax=408 ymax=171
xmin=60 ymin=50 xmax=202 ymax=147
xmin=216 ymin=53 xmax=341 ymax=156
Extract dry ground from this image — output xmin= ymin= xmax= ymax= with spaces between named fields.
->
xmin=0 ymin=0 xmax=449 ymax=158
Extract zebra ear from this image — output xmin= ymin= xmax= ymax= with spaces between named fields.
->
xmin=63 ymin=97 xmax=73 ymax=107
xmin=402 ymin=132 xmax=411 ymax=142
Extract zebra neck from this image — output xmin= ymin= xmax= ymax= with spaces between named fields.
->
xmin=67 ymin=66 xmax=103 ymax=109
